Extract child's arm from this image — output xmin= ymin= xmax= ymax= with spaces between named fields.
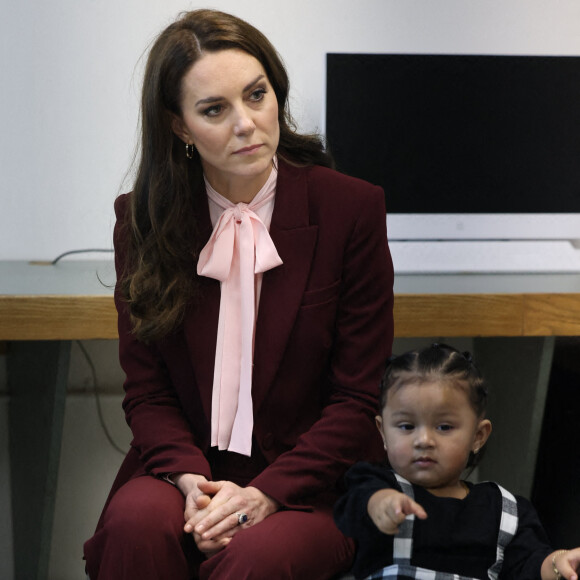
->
xmin=367 ymin=488 xmax=428 ymax=535
xmin=541 ymin=548 xmax=580 ymax=580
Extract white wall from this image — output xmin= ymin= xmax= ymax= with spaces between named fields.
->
xmin=2 ymin=0 xmax=580 ymax=261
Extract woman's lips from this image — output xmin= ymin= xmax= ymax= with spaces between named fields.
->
xmin=233 ymin=144 xmax=263 ymax=155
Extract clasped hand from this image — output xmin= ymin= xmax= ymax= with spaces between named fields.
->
xmin=174 ymin=474 xmax=279 ymax=555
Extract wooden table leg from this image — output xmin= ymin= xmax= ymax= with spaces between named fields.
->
xmin=8 ymin=340 xmax=71 ymax=580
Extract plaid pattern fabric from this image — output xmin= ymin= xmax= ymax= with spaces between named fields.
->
xmin=392 ymin=474 xmax=416 ymax=565
xmin=487 ymin=484 xmax=518 ymax=579
xmin=363 ymin=475 xmax=518 ymax=580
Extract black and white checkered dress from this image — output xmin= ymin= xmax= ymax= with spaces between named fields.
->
xmin=333 ymin=463 xmax=553 ymax=580
xmin=364 ymin=474 xmax=518 ymax=580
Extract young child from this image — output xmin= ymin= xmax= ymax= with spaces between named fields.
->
xmin=334 ymin=343 xmax=580 ymax=580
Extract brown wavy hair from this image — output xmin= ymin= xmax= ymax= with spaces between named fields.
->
xmin=119 ymin=9 xmax=333 ymax=342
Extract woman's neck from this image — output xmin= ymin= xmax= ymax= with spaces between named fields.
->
xmin=203 ymin=164 xmax=274 ymax=204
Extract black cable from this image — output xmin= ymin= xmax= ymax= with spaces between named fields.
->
xmin=51 ymin=249 xmax=113 ymax=265
xmin=76 ymin=340 xmax=126 ymax=456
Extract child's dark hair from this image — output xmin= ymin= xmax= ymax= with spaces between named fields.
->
xmin=379 ymin=343 xmax=489 ymax=468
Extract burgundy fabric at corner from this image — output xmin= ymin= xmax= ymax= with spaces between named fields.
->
xmin=84 ymin=476 xmax=201 ymax=579
xmin=84 ymin=160 xmax=394 ymax=579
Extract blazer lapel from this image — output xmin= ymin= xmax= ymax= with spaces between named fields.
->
xmin=183 ymin=188 xmax=220 ymax=423
xmin=252 ymin=161 xmax=318 ymax=413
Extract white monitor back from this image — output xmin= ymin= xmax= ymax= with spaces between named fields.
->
xmin=387 ymin=214 xmax=580 ymax=242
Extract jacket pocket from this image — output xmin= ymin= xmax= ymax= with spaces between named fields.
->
xmin=300 ymin=279 xmax=341 ymax=308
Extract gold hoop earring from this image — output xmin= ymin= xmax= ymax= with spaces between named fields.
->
xmin=185 ymin=143 xmax=195 ymax=159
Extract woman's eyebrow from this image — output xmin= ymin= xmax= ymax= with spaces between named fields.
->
xmin=243 ymin=74 xmax=265 ymax=92
xmin=195 ymin=74 xmax=266 ymax=107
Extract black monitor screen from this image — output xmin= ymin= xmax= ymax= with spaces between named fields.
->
xmin=325 ymin=53 xmax=580 ymax=213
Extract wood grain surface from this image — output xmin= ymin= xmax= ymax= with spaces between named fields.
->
xmin=3 ymin=291 xmax=580 ymax=340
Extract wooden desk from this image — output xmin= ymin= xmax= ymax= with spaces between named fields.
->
xmin=2 ymin=260 xmax=580 ymax=580
xmin=3 ymin=262 xmax=580 ymax=340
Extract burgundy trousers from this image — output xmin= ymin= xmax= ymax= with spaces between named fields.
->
xmin=83 ymin=475 xmax=354 ymax=580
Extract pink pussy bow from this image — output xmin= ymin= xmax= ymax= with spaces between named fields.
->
xmin=197 ymin=168 xmax=282 ymax=456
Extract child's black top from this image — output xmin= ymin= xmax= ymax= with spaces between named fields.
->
xmin=334 ymin=462 xmax=552 ymax=579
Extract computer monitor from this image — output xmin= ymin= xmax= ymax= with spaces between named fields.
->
xmin=325 ymin=53 xmax=580 ymax=241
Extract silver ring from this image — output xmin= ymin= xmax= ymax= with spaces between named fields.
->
xmin=236 ymin=512 xmax=248 ymax=525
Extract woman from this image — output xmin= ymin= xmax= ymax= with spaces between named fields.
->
xmin=84 ymin=9 xmax=394 ymax=580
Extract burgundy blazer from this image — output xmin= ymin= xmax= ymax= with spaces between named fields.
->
xmin=107 ymin=160 xmax=394 ymax=511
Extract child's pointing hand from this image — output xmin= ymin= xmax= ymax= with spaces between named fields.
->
xmin=368 ymin=488 xmax=428 ymax=535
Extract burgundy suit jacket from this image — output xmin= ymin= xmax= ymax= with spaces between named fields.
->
xmin=107 ymin=160 xmax=394 ymax=511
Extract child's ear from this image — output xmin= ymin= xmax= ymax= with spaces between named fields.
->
xmin=375 ymin=415 xmax=387 ymax=451
xmin=473 ymin=418 xmax=492 ymax=454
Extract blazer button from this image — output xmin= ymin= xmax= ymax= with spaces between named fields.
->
xmin=262 ymin=433 xmax=274 ymax=450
